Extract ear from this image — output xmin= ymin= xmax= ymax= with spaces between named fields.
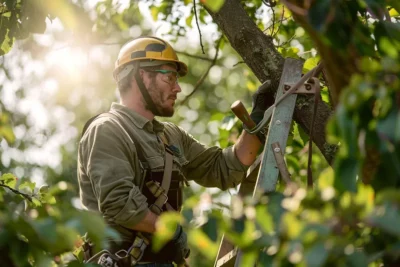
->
xmin=137 ymin=69 xmax=152 ymax=89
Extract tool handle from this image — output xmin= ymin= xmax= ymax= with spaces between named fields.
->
xmin=230 ymin=100 xmax=256 ymax=129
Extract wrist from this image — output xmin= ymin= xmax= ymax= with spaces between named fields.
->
xmin=243 ymin=123 xmax=266 ymax=144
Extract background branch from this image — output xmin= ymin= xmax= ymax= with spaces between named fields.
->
xmin=179 ymin=37 xmax=222 ymax=105
xmin=0 ymin=184 xmax=33 ymax=202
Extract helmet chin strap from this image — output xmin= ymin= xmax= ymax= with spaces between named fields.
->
xmin=133 ymin=62 xmax=160 ymax=116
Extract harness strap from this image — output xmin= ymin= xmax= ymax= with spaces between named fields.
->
xmin=133 ymin=61 xmax=160 ymax=115
xmin=160 ymin=133 xmax=174 ymax=196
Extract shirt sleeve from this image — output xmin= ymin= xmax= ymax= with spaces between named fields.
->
xmin=79 ymin=117 xmax=149 ymax=228
xmin=166 ymin=123 xmax=248 ymax=190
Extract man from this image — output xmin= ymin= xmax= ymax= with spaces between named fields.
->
xmin=77 ymin=36 xmax=272 ymax=267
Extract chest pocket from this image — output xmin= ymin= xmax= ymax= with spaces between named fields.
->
xmin=168 ymin=143 xmax=189 ymax=167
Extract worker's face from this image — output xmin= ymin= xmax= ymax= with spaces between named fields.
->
xmin=144 ymin=64 xmax=182 ymax=117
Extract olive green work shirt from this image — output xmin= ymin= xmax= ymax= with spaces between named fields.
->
xmin=77 ymin=103 xmax=248 ymax=233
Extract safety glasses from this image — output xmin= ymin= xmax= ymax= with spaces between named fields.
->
xmin=147 ymin=69 xmax=180 ymax=86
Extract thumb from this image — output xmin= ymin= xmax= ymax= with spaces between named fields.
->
xmin=256 ymin=80 xmax=271 ymax=94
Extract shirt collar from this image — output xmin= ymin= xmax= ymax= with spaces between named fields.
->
xmin=110 ymin=102 xmax=165 ymax=133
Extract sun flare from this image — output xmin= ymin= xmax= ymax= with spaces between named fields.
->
xmin=46 ymin=47 xmax=88 ymax=79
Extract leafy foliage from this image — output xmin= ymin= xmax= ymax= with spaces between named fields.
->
xmin=0 ymin=173 xmax=116 ymax=266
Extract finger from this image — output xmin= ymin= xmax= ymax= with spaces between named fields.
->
xmin=257 ymin=80 xmax=271 ymax=92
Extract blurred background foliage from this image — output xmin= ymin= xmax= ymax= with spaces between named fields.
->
xmin=0 ymin=0 xmax=399 ymax=266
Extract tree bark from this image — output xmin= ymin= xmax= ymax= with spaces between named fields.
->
xmin=206 ymin=0 xmax=335 ymax=164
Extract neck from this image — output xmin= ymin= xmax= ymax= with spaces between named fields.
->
xmin=120 ymin=91 xmax=155 ymax=121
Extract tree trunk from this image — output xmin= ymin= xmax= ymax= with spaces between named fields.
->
xmin=206 ymin=0 xmax=335 ymax=164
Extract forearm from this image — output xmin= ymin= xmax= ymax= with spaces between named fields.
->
xmin=129 ymin=209 xmax=159 ymax=233
xmin=233 ymin=131 xmax=262 ymax=166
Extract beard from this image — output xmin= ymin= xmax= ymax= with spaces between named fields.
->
xmin=146 ymin=80 xmax=175 ymax=117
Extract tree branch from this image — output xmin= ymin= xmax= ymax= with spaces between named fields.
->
xmin=0 ymin=184 xmax=33 ymax=202
xmin=179 ymin=37 xmax=222 ymax=105
xmin=193 ymin=0 xmax=205 ymax=54
xmin=205 ymin=0 xmax=335 ymax=165
xmin=176 ymin=51 xmax=214 ymax=61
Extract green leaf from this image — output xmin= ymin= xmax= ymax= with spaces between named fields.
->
xmin=278 ymin=46 xmax=300 ymax=58
xmin=18 ymin=181 xmax=36 ymax=193
xmin=377 ymin=105 xmax=400 ymax=143
xmin=256 ymin=205 xmax=274 ymax=234
xmin=210 ymin=112 xmax=225 ymax=121
xmin=32 ymin=197 xmax=42 ymax=207
xmin=379 ymin=37 xmax=398 ymax=58
xmin=152 ymin=212 xmax=182 ymax=252
xmin=0 ymin=124 xmax=16 ymax=144
xmin=200 ymin=216 xmax=218 ymax=242
xmin=303 ymin=57 xmax=320 ymax=73
xmin=368 ymin=203 xmax=400 ymax=237
xmin=257 ymin=251 xmax=274 ymax=266
xmin=182 ymin=207 xmax=193 ymax=223
xmin=150 ymin=6 xmax=160 ymax=21
xmin=354 ymin=184 xmax=374 ymax=213
xmin=0 ymin=29 xmax=14 ymax=56
xmin=186 ymin=13 xmax=193 ymax=28
xmin=345 ymin=250 xmax=368 ymax=267
xmin=305 ymin=242 xmax=328 ymax=267
xmin=0 ymin=173 xmax=17 ymax=188
xmin=202 ymin=0 xmax=225 ymax=13
xmin=32 ymin=218 xmax=58 ymax=245
xmin=240 ymin=250 xmax=259 ymax=267
xmin=317 ymin=167 xmax=334 ymax=189
xmin=188 ymin=228 xmax=218 ymax=260
xmin=388 ymin=0 xmax=400 ymax=15
xmin=334 ymin=157 xmax=359 ymax=193
xmin=335 ymin=105 xmax=358 ymax=157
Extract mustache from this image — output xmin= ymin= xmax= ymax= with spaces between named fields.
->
xmin=168 ymin=95 xmax=177 ymax=100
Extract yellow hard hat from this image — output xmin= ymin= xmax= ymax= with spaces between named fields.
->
xmin=114 ymin=36 xmax=188 ymax=77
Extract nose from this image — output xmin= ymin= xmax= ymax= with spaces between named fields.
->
xmin=173 ymin=82 xmax=182 ymax=93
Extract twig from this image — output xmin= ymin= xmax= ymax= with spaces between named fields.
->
xmin=0 ymin=184 xmax=33 ymax=202
xmin=233 ymin=61 xmax=245 ymax=67
xmin=273 ymin=6 xmax=285 ymax=37
xmin=276 ymin=34 xmax=296 ymax=47
xmin=193 ymin=0 xmax=205 ymax=54
xmin=264 ymin=16 xmax=290 ymax=34
xmin=176 ymin=51 xmax=213 ymax=61
xmin=179 ymin=37 xmax=223 ymax=105
xmin=270 ymin=3 xmax=276 ymax=36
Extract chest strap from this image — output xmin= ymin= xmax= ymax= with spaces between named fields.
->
xmin=148 ymin=132 xmax=174 ymax=214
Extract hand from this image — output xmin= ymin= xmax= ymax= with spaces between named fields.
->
xmin=171 ymin=224 xmax=190 ymax=265
xmin=249 ymin=80 xmax=275 ymax=125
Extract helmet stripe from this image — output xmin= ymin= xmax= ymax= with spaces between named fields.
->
xmin=145 ymin=43 xmax=166 ymax=52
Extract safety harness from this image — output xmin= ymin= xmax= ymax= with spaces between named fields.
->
xmin=79 ymin=111 xmax=187 ymax=266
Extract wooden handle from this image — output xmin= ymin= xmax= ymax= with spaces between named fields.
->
xmin=230 ymin=100 xmax=256 ymax=129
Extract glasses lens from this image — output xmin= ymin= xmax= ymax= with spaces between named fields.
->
xmin=160 ymin=71 xmax=179 ymax=85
